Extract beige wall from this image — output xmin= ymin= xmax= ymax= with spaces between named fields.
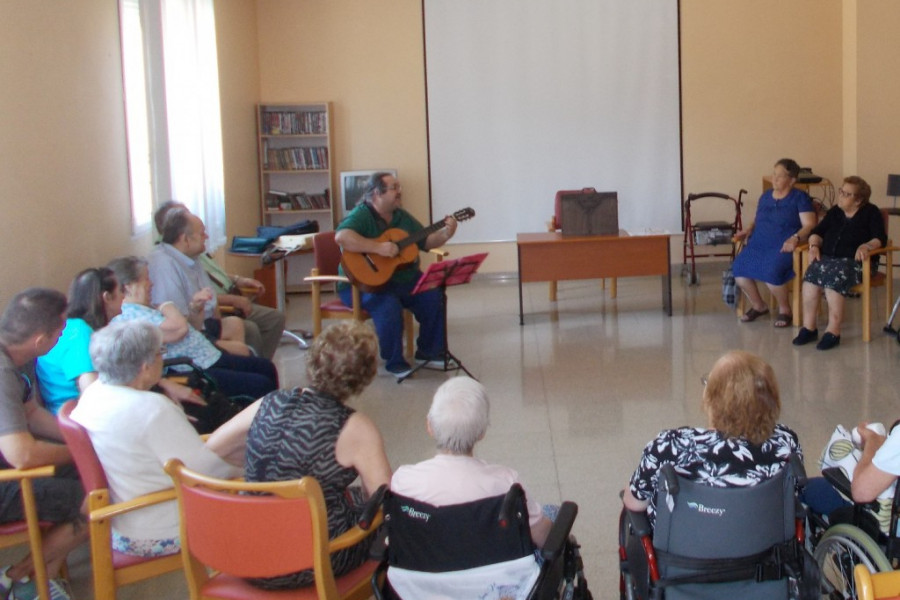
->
xmin=214 ymin=1 xmax=265 ymax=275
xmin=4 ymin=1 xmax=900 ymax=303
xmin=681 ymin=0 xmax=843 ymax=223
xmin=0 ymin=1 xmax=145 ymax=305
xmin=857 ymin=0 xmax=900 ymax=206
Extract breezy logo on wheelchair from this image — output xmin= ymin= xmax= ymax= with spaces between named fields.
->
xmin=686 ymin=501 xmax=726 ymax=517
xmin=399 ymin=504 xmax=432 ymax=523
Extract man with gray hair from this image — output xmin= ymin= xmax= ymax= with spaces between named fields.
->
xmin=71 ymin=320 xmax=252 ymax=558
xmin=391 ymin=376 xmax=552 ymax=547
xmin=0 ymin=288 xmax=86 ymax=599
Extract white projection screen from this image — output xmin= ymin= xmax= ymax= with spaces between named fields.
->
xmin=423 ymin=0 xmax=682 ymax=243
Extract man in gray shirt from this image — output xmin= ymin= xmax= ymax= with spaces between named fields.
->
xmin=0 ymin=288 xmax=87 ymax=599
xmin=147 ymin=208 xmax=253 ymax=357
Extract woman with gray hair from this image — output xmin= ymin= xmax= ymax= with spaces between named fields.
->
xmin=391 ymin=376 xmax=553 ymax=547
xmin=70 ymin=320 xmax=254 ymax=557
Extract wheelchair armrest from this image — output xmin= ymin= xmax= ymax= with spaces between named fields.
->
xmin=162 ymin=356 xmax=196 ymax=369
xmin=822 ymin=467 xmax=852 ymax=498
xmin=789 ymin=453 xmax=808 ymax=488
xmin=540 ymin=501 xmax=578 ymax=562
xmin=358 ymin=484 xmax=388 ymax=530
xmin=625 ymin=508 xmax=653 ymax=539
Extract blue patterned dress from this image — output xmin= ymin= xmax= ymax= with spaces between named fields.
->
xmin=244 ymin=388 xmax=371 ymax=589
xmin=628 ymin=424 xmax=802 ymax=528
xmin=732 ymin=188 xmax=813 ymax=285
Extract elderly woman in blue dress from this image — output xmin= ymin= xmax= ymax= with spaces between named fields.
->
xmin=792 ymin=176 xmax=887 ymax=350
xmin=732 ymin=158 xmax=817 ymax=327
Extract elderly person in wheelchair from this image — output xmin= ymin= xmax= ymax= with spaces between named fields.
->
xmin=385 ymin=377 xmax=587 ymax=600
xmin=620 ymin=350 xmax=810 ymax=599
xmin=392 ymin=376 xmax=553 ymax=546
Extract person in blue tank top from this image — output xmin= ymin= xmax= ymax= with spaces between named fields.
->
xmin=732 ymin=158 xmax=817 ymax=327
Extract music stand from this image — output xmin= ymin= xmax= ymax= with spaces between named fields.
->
xmin=397 ymin=252 xmax=488 ymax=383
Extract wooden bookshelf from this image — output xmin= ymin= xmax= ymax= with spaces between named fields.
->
xmin=257 ymin=102 xmax=335 ymax=289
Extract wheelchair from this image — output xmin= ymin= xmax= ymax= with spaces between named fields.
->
xmin=159 ymin=356 xmax=253 ymax=434
xmin=618 ymin=454 xmax=817 ymax=600
xmin=372 ymin=484 xmax=592 ymax=600
xmin=806 ymin=467 xmax=900 ymax=599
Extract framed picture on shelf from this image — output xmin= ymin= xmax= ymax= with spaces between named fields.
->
xmin=339 ymin=169 xmax=398 ymax=220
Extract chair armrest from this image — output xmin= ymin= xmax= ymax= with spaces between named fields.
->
xmin=303 ymin=275 xmax=351 ymax=285
xmin=540 ymin=501 xmax=578 ymax=562
xmin=89 ymin=487 xmax=177 ymax=521
xmin=0 ymin=465 xmax=55 ymax=482
xmin=329 ymin=511 xmax=384 ymax=553
xmin=428 ymin=248 xmax=449 ymax=260
xmin=235 ymin=285 xmax=259 ymax=300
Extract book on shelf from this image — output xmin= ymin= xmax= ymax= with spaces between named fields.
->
xmin=261 ymin=110 xmax=327 ymax=136
xmin=264 ymin=146 xmax=329 ymax=171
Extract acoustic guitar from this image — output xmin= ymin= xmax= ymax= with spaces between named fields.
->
xmin=341 ymin=207 xmax=475 ymax=289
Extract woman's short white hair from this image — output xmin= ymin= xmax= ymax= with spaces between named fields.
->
xmin=427 ymin=376 xmax=490 ymax=455
xmin=90 ymin=320 xmax=161 ymax=385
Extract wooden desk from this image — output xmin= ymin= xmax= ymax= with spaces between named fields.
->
xmin=516 ymin=232 xmax=672 ymax=324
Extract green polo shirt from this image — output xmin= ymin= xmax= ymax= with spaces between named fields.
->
xmin=335 ymin=203 xmax=426 ymax=286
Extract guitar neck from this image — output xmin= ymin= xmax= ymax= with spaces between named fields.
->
xmin=396 ymin=220 xmax=447 ymax=251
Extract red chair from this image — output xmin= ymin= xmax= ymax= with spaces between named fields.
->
xmin=0 ymin=465 xmax=56 ymax=600
xmin=57 ymin=401 xmax=181 ymax=599
xmin=164 ymin=458 xmax=383 ymax=600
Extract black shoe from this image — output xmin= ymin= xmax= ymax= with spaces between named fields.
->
xmin=816 ymin=332 xmax=841 ymax=351
xmin=792 ymin=327 xmax=819 ymax=346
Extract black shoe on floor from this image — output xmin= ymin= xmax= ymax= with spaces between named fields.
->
xmin=816 ymin=332 xmax=841 ymax=351
xmin=792 ymin=327 xmax=819 ymax=346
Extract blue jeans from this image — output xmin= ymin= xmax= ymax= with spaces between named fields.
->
xmin=339 ymin=279 xmax=445 ymax=371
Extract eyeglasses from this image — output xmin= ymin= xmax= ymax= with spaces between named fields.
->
xmin=838 ymin=188 xmax=857 ymax=198
xmin=384 ymin=184 xmax=402 ymax=192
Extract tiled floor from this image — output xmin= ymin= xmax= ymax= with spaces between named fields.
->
xmin=11 ymin=261 xmax=900 ymax=598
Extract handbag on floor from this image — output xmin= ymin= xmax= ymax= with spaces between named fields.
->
xmin=722 ymin=267 xmax=737 ymax=307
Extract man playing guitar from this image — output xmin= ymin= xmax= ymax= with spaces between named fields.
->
xmin=335 ymin=172 xmax=458 ymax=378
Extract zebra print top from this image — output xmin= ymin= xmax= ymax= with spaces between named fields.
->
xmin=244 ymin=387 xmax=371 ymax=589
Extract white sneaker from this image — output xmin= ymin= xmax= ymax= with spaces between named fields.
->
xmin=0 ymin=565 xmax=14 ymax=600
xmin=10 ymin=577 xmax=72 ymax=600
xmin=48 ymin=578 xmax=72 ymax=600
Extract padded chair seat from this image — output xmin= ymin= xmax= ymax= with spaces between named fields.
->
xmin=200 ymin=559 xmax=379 ymax=599
xmin=0 ymin=521 xmax=52 ymax=535
xmin=319 ymin=299 xmax=369 ymax=318
xmin=112 ymin=549 xmax=170 ymax=569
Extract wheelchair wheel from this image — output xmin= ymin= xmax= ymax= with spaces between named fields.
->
xmin=813 ymin=523 xmax=892 ymax=599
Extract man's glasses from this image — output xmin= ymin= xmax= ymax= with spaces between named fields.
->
xmin=384 ymin=184 xmax=401 ymax=192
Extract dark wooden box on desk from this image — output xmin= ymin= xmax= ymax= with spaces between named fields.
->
xmin=558 ymin=189 xmax=618 ymax=236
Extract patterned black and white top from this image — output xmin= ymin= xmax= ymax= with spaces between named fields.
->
xmin=628 ymin=424 xmax=802 ymax=527
xmin=244 ymin=387 xmax=371 ymax=589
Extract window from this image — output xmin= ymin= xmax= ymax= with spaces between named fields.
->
xmin=119 ymin=0 xmax=226 ymax=249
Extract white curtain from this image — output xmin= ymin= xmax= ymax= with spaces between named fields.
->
xmin=161 ymin=0 xmax=226 ymax=250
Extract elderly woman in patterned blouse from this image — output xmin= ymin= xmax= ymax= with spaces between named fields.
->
xmin=243 ymin=321 xmax=391 ymax=590
xmin=622 ymin=350 xmax=802 ymax=529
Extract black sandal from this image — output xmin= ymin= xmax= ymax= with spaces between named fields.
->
xmin=740 ymin=307 xmax=770 ymax=323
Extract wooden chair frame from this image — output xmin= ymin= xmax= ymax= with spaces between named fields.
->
xmin=854 ymin=564 xmax=900 ymax=600
xmin=58 ymin=402 xmax=182 ymax=600
xmin=0 ymin=465 xmax=56 ymax=600
xmin=797 ymin=209 xmax=896 ymax=342
xmin=164 ymin=458 xmax=383 ymax=600
xmin=734 ymin=238 xmax=805 ymax=327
